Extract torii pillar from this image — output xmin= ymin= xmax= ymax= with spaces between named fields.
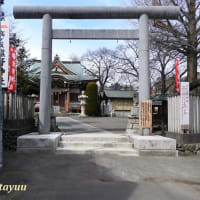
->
xmin=39 ymin=14 xmax=52 ymax=133
xmin=139 ymin=14 xmax=150 ymax=135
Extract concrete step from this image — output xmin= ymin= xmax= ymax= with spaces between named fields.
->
xmin=61 ymin=134 xmax=129 ymax=143
xmin=58 ymin=141 xmax=133 ymax=149
xmin=56 ymin=147 xmax=138 ymax=156
xmin=56 ymin=133 xmax=137 ymax=156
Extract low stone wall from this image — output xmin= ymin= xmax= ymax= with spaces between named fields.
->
xmin=166 ymin=132 xmax=200 ymax=144
xmin=128 ymin=135 xmax=177 ymax=157
xmin=17 ymin=132 xmax=62 ymax=153
xmin=3 ymin=119 xmax=36 ymax=150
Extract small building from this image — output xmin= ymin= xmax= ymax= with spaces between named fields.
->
xmin=29 ymin=55 xmax=97 ymax=113
xmin=102 ymin=89 xmax=138 ymax=117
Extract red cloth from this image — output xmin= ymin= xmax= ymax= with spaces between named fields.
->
xmin=8 ymin=46 xmax=17 ymax=92
xmin=175 ymin=58 xmax=180 ymax=93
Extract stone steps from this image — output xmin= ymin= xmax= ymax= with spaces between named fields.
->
xmin=60 ymin=134 xmax=129 ymax=143
xmin=59 ymin=141 xmax=133 ymax=148
xmin=56 ymin=133 xmax=137 ymax=156
xmin=56 ymin=134 xmax=177 ymax=157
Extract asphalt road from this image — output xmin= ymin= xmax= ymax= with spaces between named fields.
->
xmin=0 ymin=152 xmax=200 ymax=200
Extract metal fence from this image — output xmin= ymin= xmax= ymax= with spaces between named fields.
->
xmin=168 ymin=95 xmax=200 ymax=134
xmin=3 ymin=91 xmax=35 ymax=120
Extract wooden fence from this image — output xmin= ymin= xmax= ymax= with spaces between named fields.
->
xmin=3 ymin=92 xmax=35 ymax=120
xmin=168 ymin=95 xmax=200 ymax=134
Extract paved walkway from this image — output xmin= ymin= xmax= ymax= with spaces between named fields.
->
xmin=57 ymin=116 xmax=127 ymax=134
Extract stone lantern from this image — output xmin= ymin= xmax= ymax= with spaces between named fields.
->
xmin=78 ymin=91 xmax=88 ymax=118
xmin=126 ymin=93 xmax=139 ymax=134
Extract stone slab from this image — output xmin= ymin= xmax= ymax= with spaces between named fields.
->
xmin=129 ymin=135 xmax=176 ymax=150
xmin=126 ymin=129 xmax=139 ymax=135
xmin=137 ymin=150 xmax=178 ymax=157
xmin=17 ymin=132 xmax=62 ymax=153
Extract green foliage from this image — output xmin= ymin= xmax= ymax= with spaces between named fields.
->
xmin=85 ymin=82 xmax=100 ymax=116
xmin=17 ymin=46 xmax=40 ymax=95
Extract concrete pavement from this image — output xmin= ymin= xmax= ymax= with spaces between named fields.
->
xmin=57 ymin=116 xmax=128 ymax=134
xmin=0 ymin=152 xmax=200 ymax=200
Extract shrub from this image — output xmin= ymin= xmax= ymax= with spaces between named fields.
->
xmin=85 ymin=82 xmax=100 ymax=116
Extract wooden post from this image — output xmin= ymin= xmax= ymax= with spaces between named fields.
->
xmin=140 ymin=100 xmax=152 ymax=135
xmin=65 ymin=91 xmax=70 ymax=112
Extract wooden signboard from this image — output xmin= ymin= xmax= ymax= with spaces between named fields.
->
xmin=140 ymin=100 xmax=152 ymax=135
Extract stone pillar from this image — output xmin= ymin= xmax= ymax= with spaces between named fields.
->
xmin=39 ymin=14 xmax=52 ymax=134
xmin=139 ymin=14 xmax=150 ymax=136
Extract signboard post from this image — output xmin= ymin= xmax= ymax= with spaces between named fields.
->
xmin=180 ymin=82 xmax=190 ymax=131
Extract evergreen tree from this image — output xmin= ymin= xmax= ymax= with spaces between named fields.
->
xmin=85 ymin=82 xmax=100 ymax=116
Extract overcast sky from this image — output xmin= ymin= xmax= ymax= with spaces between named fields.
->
xmin=4 ymin=0 xmax=135 ymax=60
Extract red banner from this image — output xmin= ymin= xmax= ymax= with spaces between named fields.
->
xmin=8 ymin=46 xmax=17 ymax=92
xmin=175 ymin=58 xmax=180 ymax=93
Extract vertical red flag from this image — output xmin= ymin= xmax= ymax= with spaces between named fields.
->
xmin=175 ymin=58 xmax=180 ymax=93
xmin=8 ymin=46 xmax=17 ymax=92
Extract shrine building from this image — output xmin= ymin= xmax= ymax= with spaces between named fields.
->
xmin=29 ymin=55 xmax=97 ymax=113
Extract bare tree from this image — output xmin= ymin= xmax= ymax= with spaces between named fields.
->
xmin=134 ymin=0 xmax=200 ymax=91
xmin=111 ymin=41 xmax=139 ymax=88
xmin=150 ymin=35 xmax=187 ymax=94
xmin=81 ymin=48 xmax=118 ymax=94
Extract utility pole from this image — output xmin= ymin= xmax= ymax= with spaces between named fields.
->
xmin=0 ymin=0 xmax=4 ymax=168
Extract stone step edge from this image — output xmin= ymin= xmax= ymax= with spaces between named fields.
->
xmin=60 ymin=137 xmax=129 ymax=141
xmin=58 ymin=142 xmax=133 ymax=148
xmin=56 ymin=147 xmax=138 ymax=156
xmin=59 ymin=141 xmax=133 ymax=144
xmin=56 ymin=148 xmax=177 ymax=157
xmin=56 ymin=147 xmax=137 ymax=152
xmin=61 ymin=134 xmax=128 ymax=138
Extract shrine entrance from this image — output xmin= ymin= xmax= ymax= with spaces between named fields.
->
xmin=13 ymin=5 xmax=180 ymax=134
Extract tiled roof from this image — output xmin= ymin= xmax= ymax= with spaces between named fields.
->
xmin=152 ymin=94 xmax=168 ymax=101
xmin=52 ymin=73 xmax=97 ymax=82
xmin=104 ymin=90 xmax=138 ymax=99
xmin=29 ymin=59 xmax=96 ymax=82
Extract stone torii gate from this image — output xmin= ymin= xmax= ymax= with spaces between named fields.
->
xmin=13 ymin=6 xmax=180 ymax=134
